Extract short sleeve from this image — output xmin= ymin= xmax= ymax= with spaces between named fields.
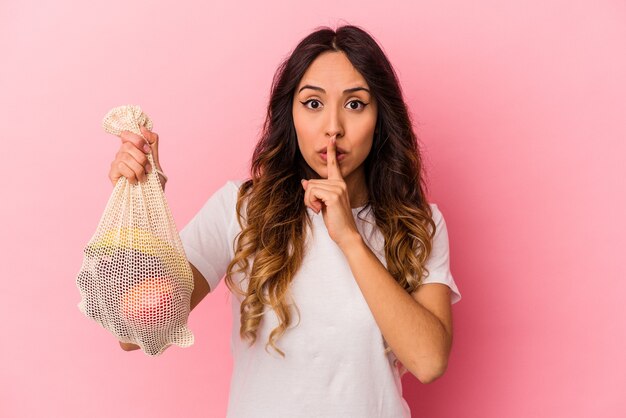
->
xmin=421 ymin=203 xmax=462 ymax=304
xmin=178 ymin=180 xmax=242 ymax=292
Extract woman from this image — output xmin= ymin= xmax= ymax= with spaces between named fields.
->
xmin=110 ymin=24 xmax=461 ymax=418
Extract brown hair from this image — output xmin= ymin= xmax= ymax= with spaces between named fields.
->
xmin=224 ymin=24 xmax=436 ymax=357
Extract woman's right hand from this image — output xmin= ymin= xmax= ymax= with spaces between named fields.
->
xmin=109 ymin=126 xmax=163 ymax=186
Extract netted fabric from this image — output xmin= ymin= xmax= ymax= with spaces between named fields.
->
xmin=76 ymin=105 xmax=194 ymax=356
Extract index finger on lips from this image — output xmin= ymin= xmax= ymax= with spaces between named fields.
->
xmin=120 ymin=130 xmax=151 ymax=153
xmin=326 ymin=135 xmax=343 ymax=180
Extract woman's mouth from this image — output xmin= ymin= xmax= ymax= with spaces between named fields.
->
xmin=320 ymin=152 xmax=346 ymax=162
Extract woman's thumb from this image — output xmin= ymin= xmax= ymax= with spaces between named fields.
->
xmin=139 ymin=125 xmax=157 ymax=145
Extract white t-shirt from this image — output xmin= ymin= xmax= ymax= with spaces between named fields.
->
xmin=179 ymin=179 xmax=461 ymax=418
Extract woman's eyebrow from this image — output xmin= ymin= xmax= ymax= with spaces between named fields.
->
xmin=298 ymin=85 xmax=370 ymax=95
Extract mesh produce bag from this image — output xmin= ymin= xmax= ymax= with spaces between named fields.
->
xmin=76 ymin=105 xmax=195 ymax=356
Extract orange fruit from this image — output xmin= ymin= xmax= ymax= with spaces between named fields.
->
xmin=121 ymin=277 xmax=176 ymax=327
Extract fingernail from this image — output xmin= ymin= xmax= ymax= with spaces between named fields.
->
xmin=143 ymin=143 xmax=151 ymax=153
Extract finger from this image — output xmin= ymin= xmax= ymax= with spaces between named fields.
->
xmin=303 ymin=180 xmax=343 ymax=195
xmin=304 ymin=183 xmax=339 ymax=212
xmin=110 ymin=146 xmax=147 ymax=186
xmin=302 ymin=180 xmax=322 ymax=212
xmin=112 ymin=160 xmax=144 ymax=185
xmin=303 ymin=180 xmax=345 ymax=212
xmin=119 ymin=142 xmax=151 ymax=173
xmin=306 ymin=178 xmax=345 ymax=188
xmin=120 ymin=130 xmax=151 ymax=154
xmin=138 ymin=126 xmax=162 ymax=170
xmin=301 ymin=180 xmax=320 ymax=212
xmin=139 ymin=125 xmax=158 ymax=146
xmin=120 ymin=152 xmax=150 ymax=184
xmin=326 ymin=135 xmax=343 ymax=180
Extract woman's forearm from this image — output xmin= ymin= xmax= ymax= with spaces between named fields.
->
xmin=339 ymin=234 xmax=450 ymax=383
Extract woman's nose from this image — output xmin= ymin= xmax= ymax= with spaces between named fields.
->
xmin=325 ymin=109 xmax=344 ymax=138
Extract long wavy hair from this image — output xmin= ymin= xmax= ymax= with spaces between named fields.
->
xmin=224 ymin=24 xmax=437 ymax=358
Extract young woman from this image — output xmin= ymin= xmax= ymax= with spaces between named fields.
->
xmin=110 ymin=24 xmax=461 ymax=418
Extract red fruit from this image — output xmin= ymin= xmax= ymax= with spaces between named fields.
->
xmin=121 ymin=277 xmax=176 ymax=327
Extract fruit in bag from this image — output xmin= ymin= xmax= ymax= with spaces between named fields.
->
xmin=75 ymin=105 xmax=195 ymax=356
xmin=86 ymin=227 xmax=189 ymax=275
xmin=121 ymin=276 xmax=176 ymax=327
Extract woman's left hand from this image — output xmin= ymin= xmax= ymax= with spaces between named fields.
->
xmin=301 ymin=135 xmax=362 ymax=250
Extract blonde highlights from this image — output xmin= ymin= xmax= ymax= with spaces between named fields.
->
xmin=222 ymin=24 xmax=438 ymax=358
xmin=223 ymin=177 xmax=436 ymax=358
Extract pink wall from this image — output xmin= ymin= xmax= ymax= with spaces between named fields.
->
xmin=1 ymin=0 xmax=624 ymax=417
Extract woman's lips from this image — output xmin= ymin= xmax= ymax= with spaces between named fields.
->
xmin=320 ymin=152 xmax=346 ymax=162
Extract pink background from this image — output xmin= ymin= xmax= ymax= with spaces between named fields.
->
xmin=1 ymin=0 xmax=625 ymax=417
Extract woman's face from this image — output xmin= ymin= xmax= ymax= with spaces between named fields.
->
xmin=292 ymin=51 xmax=377 ymax=182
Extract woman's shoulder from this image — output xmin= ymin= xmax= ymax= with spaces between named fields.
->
xmin=227 ymin=178 xmax=247 ymax=187
xmin=199 ymin=179 xmax=248 ymax=214
xmin=427 ymin=202 xmax=444 ymax=223
xmin=220 ymin=178 xmax=250 ymax=210
xmin=222 ymin=178 xmax=247 ymax=190
xmin=219 ymin=178 xmax=248 ymax=198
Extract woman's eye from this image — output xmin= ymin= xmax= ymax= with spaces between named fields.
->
xmin=300 ymin=99 xmax=369 ymax=111
xmin=346 ymin=100 xmax=368 ymax=111
xmin=301 ymin=99 xmax=322 ymax=110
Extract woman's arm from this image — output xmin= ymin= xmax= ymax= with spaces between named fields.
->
xmin=339 ymin=234 xmax=452 ymax=383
